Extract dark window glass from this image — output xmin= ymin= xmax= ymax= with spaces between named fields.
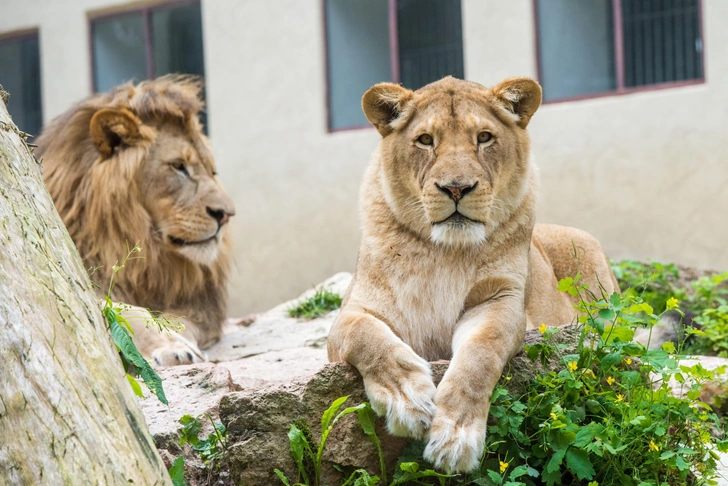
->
xmin=622 ymin=0 xmax=703 ymax=88
xmin=537 ymin=0 xmax=616 ymax=101
xmin=325 ymin=0 xmax=391 ymax=131
xmin=397 ymin=0 xmax=464 ymax=91
xmin=92 ymin=13 xmax=147 ymax=92
xmin=151 ymin=3 xmax=205 ymax=78
xmin=325 ymin=0 xmax=464 ymax=130
xmin=91 ymin=3 xmax=205 ymax=90
xmin=536 ymin=0 xmax=703 ymax=101
xmin=0 ymin=34 xmax=43 ymax=138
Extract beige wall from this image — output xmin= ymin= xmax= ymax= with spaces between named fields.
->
xmin=2 ymin=0 xmax=726 ymax=315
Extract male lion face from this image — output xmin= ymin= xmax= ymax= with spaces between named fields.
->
xmin=89 ymin=108 xmax=235 ymax=266
xmin=362 ymin=77 xmax=542 ymax=247
xmin=140 ymin=123 xmax=235 ymax=266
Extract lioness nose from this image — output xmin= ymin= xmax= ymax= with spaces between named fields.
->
xmin=437 ymin=183 xmax=477 ymax=203
xmin=207 ymin=207 xmax=231 ymax=226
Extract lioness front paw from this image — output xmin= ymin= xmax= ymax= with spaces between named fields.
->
xmin=423 ymin=414 xmax=486 ymax=474
xmin=151 ymin=342 xmax=205 ymax=367
xmin=363 ymin=349 xmax=436 ymax=439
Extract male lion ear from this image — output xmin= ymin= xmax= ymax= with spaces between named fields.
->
xmin=490 ymin=77 xmax=542 ymax=129
xmin=89 ymin=108 xmax=144 ymax=158
xmin=362 ymin=83 xmax=414 ymax=136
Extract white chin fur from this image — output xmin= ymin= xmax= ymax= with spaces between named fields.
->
xmin=430 ymin=223 xmax=486 ymax=247
xmin=176 ymin=240 xmax=219 ymax=267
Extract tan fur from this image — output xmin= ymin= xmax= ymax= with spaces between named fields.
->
xmin=36 ymin=76 xmax=235 ymax=366
xmin=328 ymin=77 xmax=618 ymax=473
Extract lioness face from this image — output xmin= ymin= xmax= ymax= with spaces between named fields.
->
xmin=139 ymin=123 xmax=235 ymax=266
xmin=362 ymin=77 xmax=541 ymax=247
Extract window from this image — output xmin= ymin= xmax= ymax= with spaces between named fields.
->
xmin=535 ymin=0 xmax=703 ymax=102
xmin=91 ymin=1 xmax=205 ymax=93
xmin=325 ymin=0 xmax=464 ymax=131
xmin=0 ymin=31 xmax=43 ymax=138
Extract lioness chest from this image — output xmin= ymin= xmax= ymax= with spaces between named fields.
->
xmin=369 ymin=247 xmax=479 ymax=361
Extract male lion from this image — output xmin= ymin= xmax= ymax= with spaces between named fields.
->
xmin=328 ymin=77 xmax=619 ymax=473
xmin=36 ymin=76 xmax=235 ymax=366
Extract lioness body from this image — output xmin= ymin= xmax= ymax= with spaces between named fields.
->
xmin=37 ymin=76 xmax=235 ymax=366
xmin=328 ymin=77 xmax=617 ymax=473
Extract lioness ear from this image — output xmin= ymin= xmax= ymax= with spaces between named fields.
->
xmin=490 ymin=77 xmax=542 ymax=129
xmin=89 ymin=108 xmax=144 ymax=158
xmin=361 ymin=83 xmax=414 ymax=136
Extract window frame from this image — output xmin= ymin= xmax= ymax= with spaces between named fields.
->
xmin=87 ymin=0 xmax=202 ymax=94
xmin=323 ymin=0 xmax=463 ymax=133
xmin=0 ymin=27 xmax=43 ymax=134
xmin=532 ymin=0 xmax=705 ymax=105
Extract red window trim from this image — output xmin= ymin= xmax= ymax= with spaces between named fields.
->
xmin=87 ymin=0 xmax=200 ymax=94
xmin=531 ymin=0 xmax=706 ymax=105
xmin=323 ymin=0 xmax=406 ymax=134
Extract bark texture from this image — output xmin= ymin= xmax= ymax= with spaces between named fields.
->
xmin=0 ymin=91 xmax=171 ymax=484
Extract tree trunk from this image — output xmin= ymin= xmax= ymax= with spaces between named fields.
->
xmin=0 ymin=88 xmax=171 ymax=484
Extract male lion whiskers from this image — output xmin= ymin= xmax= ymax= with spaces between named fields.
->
xmin=328 ymin=76 xmax=619 ymax=473
xmin=37 ymin=75 xmax=235 ymax=366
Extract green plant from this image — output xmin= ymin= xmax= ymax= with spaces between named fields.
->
xmin=101 ymin=243 xmax=168 ymax=404
xmin=478 ymin=275 xmax=726 ymax=485
xmin=178 ymin=414 xmax=228 ymax=468
xmin=275 ymin=396 xmax=452 ymax=486
xmin=288 ymin=287 xmax=343 ymax=319
xmin=611 ymin=260 xmax=686 ymax=315
xmin=168 ymin=456 xmax=186 ymax=486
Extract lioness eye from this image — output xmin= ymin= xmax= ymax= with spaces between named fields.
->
xmin=171 ymin=160 xmax=189 ymax=176
xmin=478 ymin=132 xmax=493 ymax=144
xmin=417 ymin=134 xmax=433 ymax=146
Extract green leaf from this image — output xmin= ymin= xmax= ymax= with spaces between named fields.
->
xmin=399 ymin=462 xmax=419 ymax=474
xmin=125 ymin=374 xmax=144 ymax=398
xmin=287 ymin=424 xmax=310 ymax=471
xmin=661 ymin=341 xmax=676 ymax=353
xmin=321 ymin=395 xmax=349 ymax=433
xmin=603 ymin=326 xmax=634 ymax=344
xmin=352 ymin=470 xmax=380 ymax=486
xmin=106 ymin=307 xmax=167 ymax=405
xmin=566 ymin=449 xmax=596 ymax=480
xmin=546 ymin=448 xmax=566 ymax=473
xmin=598 ymin=308 xmax=616 ymax=321
xmin=169 ymin=456 xmax=186 ymax=486
xmin=273 ymin=468 xmax=292 ymax=486
xmin=600 ymin=352 xmax=622 ymax=370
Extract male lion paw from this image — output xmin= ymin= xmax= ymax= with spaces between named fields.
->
xmin=151 ymin=342 xmax=205 ymax=367
xmin=363 ymin=349 xmax=436 ymax=439
xmin=423 ymin=415 xmax=486 ymax=474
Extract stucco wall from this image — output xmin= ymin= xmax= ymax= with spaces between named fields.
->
xmin=1 ymin=0 xmax=726 ymax=316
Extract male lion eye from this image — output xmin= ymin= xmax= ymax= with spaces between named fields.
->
xmin=478 ymin=132 xmax=493 ymax=144
xmin=417 ymin=134 xmax=433 ymax=146
xmin=171 ymin=160 xmax=189 ymax=176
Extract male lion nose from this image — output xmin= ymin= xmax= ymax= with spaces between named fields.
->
xmin=436 ymin=182 xmax=477 ymax=203
xmin=206 ymin=207 xmax=231 ymax=226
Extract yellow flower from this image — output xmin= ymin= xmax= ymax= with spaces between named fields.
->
xmin=550 ymin=412 xmax=558 ymax=420
xmin=538 ymin=322 xmax=547 ymax=334
xmin=649 ymin=440 xmax=659 ymax=452
xmin=499 ymin=460 xmax=509 ymax=473
xmin=666 ymin=297 xmax=679 ymax=310
xmin=616 ymin=394 xmax=624 ymax=402
xmin=606 ymin=376 xmax=615 ymax=385
xmin=568 ymin=361 xmax=578 ymax=372
xmin=624 ymin=357 xmax=632 ymax=365
xmin=588 ymin=482 xmax=599 ymax=486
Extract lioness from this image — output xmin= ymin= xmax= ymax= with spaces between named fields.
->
xmin=328 ymin=77 xmax=618 ymax=473
xmin=37 ymin=76 xmax=234 ymax=366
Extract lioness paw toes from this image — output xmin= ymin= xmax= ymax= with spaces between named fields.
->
xmin=364 ymin=353 xmax=436 ymax=439
xmin=423 ymin=416 xmax=485 ymax=474
xmin=151 ymin=344 xmax=204 ymax=367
